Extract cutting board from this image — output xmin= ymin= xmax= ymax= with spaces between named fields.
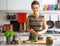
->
xmin=21 ymin=40 xmax=46 ymax=44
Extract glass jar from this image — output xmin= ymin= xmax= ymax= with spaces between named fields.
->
xmin=46 ymin=36 xmax=53 ymax=45
xmin=31 ymin=32 xmax=38 ymax=42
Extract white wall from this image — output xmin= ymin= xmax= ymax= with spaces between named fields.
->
xmin=43 ymin=0 xmax=57 ymax=4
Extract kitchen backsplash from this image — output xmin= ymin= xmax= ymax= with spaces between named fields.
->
xmin=0 ymin=10 xmax=60 ymax=32
xmin=0 ymin=11 xmax=10 ymax=26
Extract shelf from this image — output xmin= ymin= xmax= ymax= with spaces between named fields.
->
xmin=40 ymin=10 xmax=60 ymax=14
xmin=5 ymin=10 xmax=60 ymax=14
xmin=0 ymin=10 xmax=60 ymax=14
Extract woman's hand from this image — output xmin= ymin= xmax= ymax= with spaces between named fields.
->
xmin=29 ymin=29 xmax=35 ymax=33
xmin=36 ymin=32 xmax=42 ymax=36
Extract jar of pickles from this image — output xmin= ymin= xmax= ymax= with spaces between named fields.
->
xmin=46 ymin=36 xmax=53 ymax=45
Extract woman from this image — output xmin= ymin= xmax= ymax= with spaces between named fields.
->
xmin=26 ymin=1 xmax=47 ymax=40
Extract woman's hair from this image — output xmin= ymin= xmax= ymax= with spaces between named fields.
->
xmin=31 ymin=1 xmax=40 ymax=8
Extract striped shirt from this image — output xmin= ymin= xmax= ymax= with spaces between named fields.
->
xmin=28 ymin=15 xmax=44 ymax=32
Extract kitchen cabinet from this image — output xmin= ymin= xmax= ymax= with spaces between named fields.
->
xmin=7 ymin=0 xmax=43 ymax=10
xmin=0 ymin=0 xmax=57 ymax=10
xmin=7 ymin=0 xmax=34 ymax=10
xmin=43 ymin=0 xmax=57 ymax=4
xmin=0 ymin=0 xmax=7 ymax=10
xmin=0 ymin=0 xmax=34 ymax=10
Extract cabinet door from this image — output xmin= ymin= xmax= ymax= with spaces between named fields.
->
xmin=0 ymin=0 xmax=6 ymax=10
xmin=7 ymin=0 xmax=33 ymax=10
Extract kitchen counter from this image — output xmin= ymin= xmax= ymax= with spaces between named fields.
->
xmin=0 ymin=32 xmax=60 ymax=46
xmin=0 ymin=32 xmax=60 ymax=36
xmin=0 ymin=38 xmax=60 ymax=46
xmin=0 ymin=37 xmax=60 ymax=46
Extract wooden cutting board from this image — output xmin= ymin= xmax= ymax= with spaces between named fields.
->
xmin=21 ymin=40 xmax=46 ymax=44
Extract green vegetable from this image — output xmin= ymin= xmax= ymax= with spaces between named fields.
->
xmin=31 ymin=32 xmax=38 ymax=42
xmin=22 ymin=40 xmax=27 ymax=43
xmin=4 ymin=29 xmax=14 ymax=37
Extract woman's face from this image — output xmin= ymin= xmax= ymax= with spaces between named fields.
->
xmin=32 ymin=4 xmax=40 ymax=14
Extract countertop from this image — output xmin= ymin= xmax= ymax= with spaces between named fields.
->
xmin=0 ymin=32 xmax=60 ymax=46
xmin=0 ymin=32 xmax=60 ymax=36
xmin=0 ymin=39 xmax=60 ymax=46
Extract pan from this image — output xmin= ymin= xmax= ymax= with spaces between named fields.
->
xmin=7 ymin=14 xmax=10 ymax=20
xmin=47 ymin=15 xmax=54 ymax=29
xmin=55 ymin=15 xmax=60 ymax=28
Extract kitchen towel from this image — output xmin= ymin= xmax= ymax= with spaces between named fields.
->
xmin=17 ymin=13 xmax=26 ymax=23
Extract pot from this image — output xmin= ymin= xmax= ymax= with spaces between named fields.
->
xmin=47 ymin=15 xmax=54 ymax=28
xmin=55 ymin=15 xmax=60 ymax=28
xmin=13 ymin=14 xmax=16 ymax=19
xmin=7 ymin=14 xmax=10 ymax=20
